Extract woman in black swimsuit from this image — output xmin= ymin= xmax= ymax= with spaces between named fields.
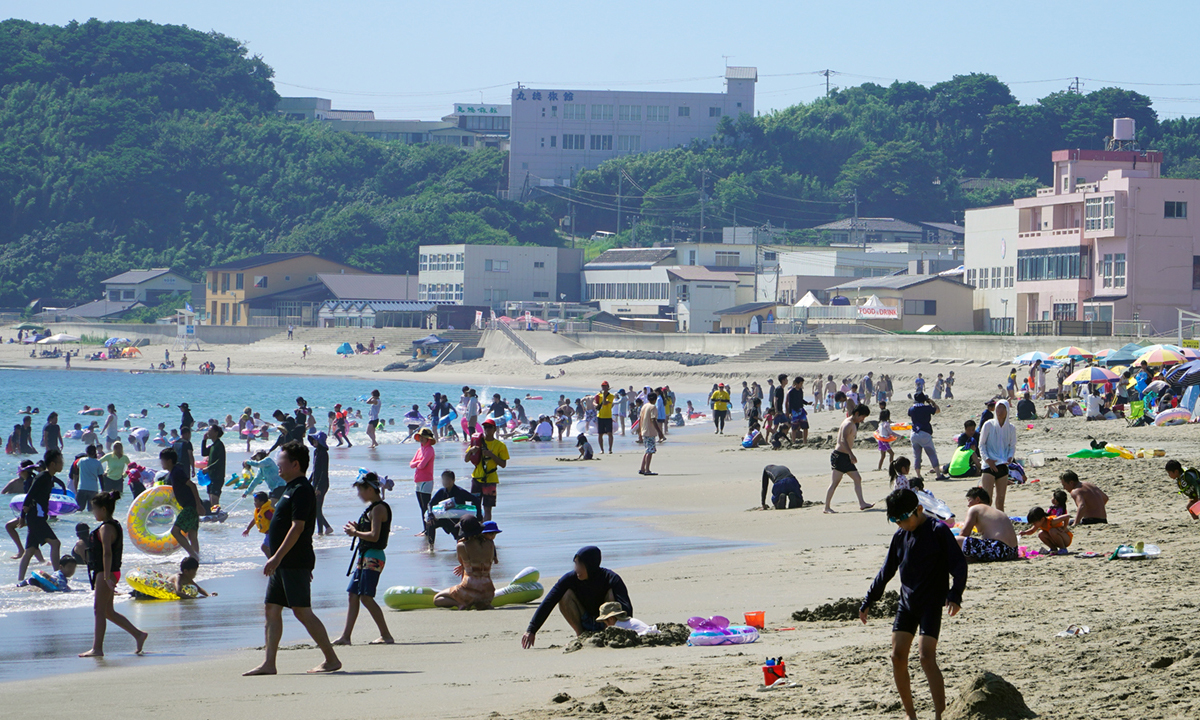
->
xmin=80 ymin=491 xmax=147 ymax=657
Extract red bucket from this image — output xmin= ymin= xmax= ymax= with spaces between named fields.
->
xmin=762 ymin=662 xmax=787 ymax=686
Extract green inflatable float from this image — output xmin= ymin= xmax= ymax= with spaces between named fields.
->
xmin=384 ymin=566 xmax=544 ymax=611
xmin=1067 ymin=448 xmax=1120 ymax=459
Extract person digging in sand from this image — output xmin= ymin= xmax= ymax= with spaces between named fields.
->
xmin=521 ymin=545 xmax=631 ymax=647
xmin=860 ymin=489 xmax=967 ymax=720
xmin=824 ymin=405 xmax=875 ymax=513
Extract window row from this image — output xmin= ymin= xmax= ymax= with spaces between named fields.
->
xmin=417 ymin=283 xmax=464 ymax=302
xmin=1016 ymin=247 xmax=1091 ymax=281
xmin=419 ymin=253 xmax=464 ymax=271
xmin=556 ymin=134 xmax=642 ymax=151
xmin=1084 ymin=196 xmax=1115 ymax=230
xmin=586 ymin=282 xmax=670 ymax=301
xmin=553 ymin=104 xmax=704 ymax=121
xmin=965 ymin=266 xmax=1013 ymax=288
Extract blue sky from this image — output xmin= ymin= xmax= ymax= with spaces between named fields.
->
xmin=11 ymin=1 xmax=1200 ymax=121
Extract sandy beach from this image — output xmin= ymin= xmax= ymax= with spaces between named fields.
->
xmin=2 ymin=334 xmax=1199 ymax=720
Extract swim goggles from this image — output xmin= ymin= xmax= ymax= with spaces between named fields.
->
xmin=888 ymin=508 xmax=916 ymax=524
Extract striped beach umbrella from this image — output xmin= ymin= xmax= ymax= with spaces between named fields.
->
xmin=1135 ymin=347 xmax=1186 ymax=367
xmin=1049 ymin=346 xmax=1093 ymax=359
xmin=1093 ymin=348 xmax=1117 ymax=359
xmin=1066 ymin=367 xmax=1119 ymax=384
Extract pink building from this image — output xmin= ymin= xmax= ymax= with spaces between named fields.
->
xmin=968 ymin=135 xmax=1200 ymax=335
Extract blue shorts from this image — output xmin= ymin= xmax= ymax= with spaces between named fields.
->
xmin=580 ymin=614 xmax=604 ymax=633
xmin=347 ymin=568 xmax=381 ymax=597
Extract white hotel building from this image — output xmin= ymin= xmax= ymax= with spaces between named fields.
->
xmin=507 ymin=68 xmax=757 ymax=198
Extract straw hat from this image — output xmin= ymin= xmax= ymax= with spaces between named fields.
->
xmin=595 ymin=602 xmax=628 ymax=622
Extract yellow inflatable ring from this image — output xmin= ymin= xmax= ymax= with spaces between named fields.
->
xmin=125 ymin=568 xmax=198 ymax=600
xmin=126 ymin=485 xmax=182 ymax=555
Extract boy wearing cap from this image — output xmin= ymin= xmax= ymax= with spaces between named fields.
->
xmin=860 ymin=489 xmax=967 ymax=720
xmin=593 ymin=382 xmax=615 ymax=454
xmin=464 ymin=419 xmax=508 ymax=522
xmin=334 ymin=472 xmax=393 ymax=646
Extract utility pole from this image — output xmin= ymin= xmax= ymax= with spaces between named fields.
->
xmin=569 ymin=166 xmax=576 ymax=248
xmin=853 ymin=188 xmax=862 ymax=249
xmin=698 ymin=171 xmax=707 ymax=244
xmin=1068 ymin=77 xmax=1083 ymax=94
xmin=822 ymin=69 xmax=832 ymax=97
xmin=616 ymin=171 xmax=623 ymax=237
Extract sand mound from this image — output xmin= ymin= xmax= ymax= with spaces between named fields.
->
xmin=792 ymin=591 xmax=899 ymax=622
xmin=945 ymin=672 xmax=1036 ymax=720
xmin=564 ymin=622 xmax=690 ymax=652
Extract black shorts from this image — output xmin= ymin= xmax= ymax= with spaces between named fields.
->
xmin=831 ymin=451 xmax=857 ymax=474
xmin=265 ymin=567 xmax=312 ymax=608
xmin=893 ymin=602 xmax=943 ymax=639
xmin=208 ymin=476 xmax=224 ymax=497
xmin=25 ymin=516 xmax=58 ymax=548
xmin=597 ymin=418 xmax=613 ymax=435
xmin=471 ymin=480 xmax=497 ymax=507
xmin=985 ymin=463 xmax=1009 ymax=478
xmin=1080 ymin=517 xmax=1108 ymax=525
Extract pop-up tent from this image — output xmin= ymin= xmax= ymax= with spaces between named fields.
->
xmin=336 ymin=342 xmax=353 ymax=355
xmin=413 ymin=334 xmax=450 ymax=345
xmin=794 ymin=291 xmax=823 ymax=308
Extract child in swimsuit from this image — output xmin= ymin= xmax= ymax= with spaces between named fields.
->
xmin=1021 ymin=506 xmax=1072 ymax=553
xmin=1048 ymin=490 xmax=1069 ymax=517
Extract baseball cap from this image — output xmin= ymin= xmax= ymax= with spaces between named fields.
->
xmin=482 ymin=418 xmax=497 ymax=427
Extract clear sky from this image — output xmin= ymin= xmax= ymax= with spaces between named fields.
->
xmin=10 ymin=1 xmax=1200 ymax=121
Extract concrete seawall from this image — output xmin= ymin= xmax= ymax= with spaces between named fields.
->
xmin=36 ymin=323 xmax=283 ymax=345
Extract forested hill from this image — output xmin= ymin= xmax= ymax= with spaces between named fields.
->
xmin=0 ymin=19 xmax=559 ymax=306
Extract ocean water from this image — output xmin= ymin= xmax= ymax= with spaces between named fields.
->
xmin=0 ymin=368 xmax=733 ymax=680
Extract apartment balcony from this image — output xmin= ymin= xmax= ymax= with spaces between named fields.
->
xmin=1016 ymin=228 xmax=1084 ymax=240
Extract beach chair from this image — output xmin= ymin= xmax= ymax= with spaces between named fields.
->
xmin=1126 ymin=401 xmax=1144 ymax=427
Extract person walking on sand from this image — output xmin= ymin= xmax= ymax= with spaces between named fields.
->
xmin=365 ymin=389 xmax=382 ymax=449
xmin=978 ymin=400 xmax=1017 ymax=512
xmin=334 ymin=473 xmax=393 ymax=645
xmin=593 ymin=382 xmax=615 ymax=453
xmin=79 ymin=491 xmax=147 ymax=658
xmin=244 ymin=441 xmax=341 ymax=676
xmin=907 ymin=393 xmax=941 ymax=480
xmin=860 ymin=489 xmax=967 ymax=720
xmin=637 ymin=392 xmax=660 ymax=476
xmin=825 ymin=405 xmax=875 ymax=513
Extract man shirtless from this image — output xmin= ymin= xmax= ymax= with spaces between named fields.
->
xmin=824 ymin=405 xmax=874 ymax=513
xmin=1060 ymin=471 xmax=1108 ymax=525
xmin=956 ymin=487 xmax=1018 ymax=562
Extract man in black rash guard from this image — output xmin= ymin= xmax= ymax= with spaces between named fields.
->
xmin=521 ymin=546 xmax=631 ymax=648
xmin=761 ymin=464 xmax=803 ymax=510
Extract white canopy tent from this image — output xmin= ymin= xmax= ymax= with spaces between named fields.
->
xmin=794 ymin=291 xmax=823 ymax=308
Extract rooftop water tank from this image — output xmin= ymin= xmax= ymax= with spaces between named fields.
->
xmin=1113 ymin=118 xmax=1136 ymax=142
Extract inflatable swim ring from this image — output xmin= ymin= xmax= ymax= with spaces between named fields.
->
xmin=1154 ymin=409 xmax=1190 ymax=427
xmin=873 ymin=432 xmax=901 ymax=443
xmin=1104 ymin=443 xmax=1135 ymax=459
xmin=125 ymin=568 xmax=198 ymax=599
xmin=78 ymin=408 xmax=104 ymax=416
xmin=9 ymin=491 xmax=78 ymax=516
xmin=383 ymin=567 xmax=543 ymax=611
xmin=429 ymin=501 xmax=479 ymax=522
xmin=28 ymin=571 xmax=64 ymax=592
xmin=891 ymin=423 xmax=912 ymax=431
xmin=526 ymin=396 xmax=543 ymax=400
xmin=685 ymin=616 xmax=759 ymax=646
xmin=126 ymin=485 xmax=182 ymax=555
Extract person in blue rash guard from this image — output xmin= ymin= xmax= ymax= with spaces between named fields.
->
xmin=520 ymin=546 xmax=631 ymax=648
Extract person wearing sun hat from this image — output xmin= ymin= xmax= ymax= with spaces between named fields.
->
xmin=595 ymin=601 xmax=658 ymax=636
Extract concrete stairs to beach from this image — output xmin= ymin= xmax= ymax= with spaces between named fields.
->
xmin=729 ymin=335 xmax=830 ymax=363
xmin=249 ymin=328 xmax=482 ymax=349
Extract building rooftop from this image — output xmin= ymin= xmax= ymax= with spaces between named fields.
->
xmin=101 ymin=268 xmax=178 ymax=285
xmin=317 ymin=273 xmax=416 ymax=302
xmin=1050 ymin=149 xmax=1163 ymax=164
xmin=714 ymin=301 xmax=779 ymax=316
xmin=825 ymin=275 xmax=971 ymax=291
xmin=725 ymin=66 xmax=758 ymax=81
xmin=63 ymin=299 xmax=144 ymax=318
xmin=919 ymin=222 xmax=965 ymax=234
xmin=665 ymin=266 xmax=739 ymax=282
xmin=206 ymin=253 xmax=317 ymax=271
xmin=814 ymin=218 xmax=924 ymax=233
xmin=586 ymin=247 xmax=675 ymax=268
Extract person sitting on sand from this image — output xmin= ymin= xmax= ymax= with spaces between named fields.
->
xmin=1060 ymin=471 xmax=1108 ymax=525
xmin=761 ymin=464 xmax=803 ymax=510
xmin=1164 ymin=460 xmax=1200 ymax=520
xmin=1049 ymin=490 xmax=1069 ymax=517
xmin=434 ymin=516 xmax=495 ymax=610
xmin=521 ymin=545 xmax=632 ymax=647
xmin=956 ymin=487 xmax=1018 ymax=562
xmin=596 ymin=601 xmax=658 ymax=636
xmin=1016 ymin=392 xmax=1037 ymax=421
xmin=1020 ymin=507 xmax=1072 ymax=553
xmin=168 ymin=556 xmax=216 ymax=598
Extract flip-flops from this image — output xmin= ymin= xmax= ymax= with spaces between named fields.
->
xmin=1056 ymin=624 xmax=1090 ymax=638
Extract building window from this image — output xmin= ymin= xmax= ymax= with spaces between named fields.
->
xmin=966 ymin=268 xmax=976 ymax=287
xmin=456 ymin=253 xmax=464 ymax=270
xmin=1101 ymin=253 xmax=1113 ymax=288
xmin=903 ymin=300 xmax=936 ymax=316
xmin=1113 ymin=253 xmax=1125 ymax=288
xmin=992 ymin=266 xmax=1002 ymax=288
xmin=1085 ymin=197 xmax=1102 ymax=231
xmin=617 ymin=135 xmax=641 ymax=153
xmin=455 ymin=284 xmax=463 ymax=301
xmin=221 ymin=273 xmax=230 ymax=292
xmin=418 ymin=283 xmax=426 ymax=301
xmin=677 ymin=284 xmax=689 ymax=302
xmin=533 ymin=291 xmax=549 ymax=298
xmin=590 ymin=104 xmax=613 ymax=121
xmin=1004 ymin=266 xmax=1014 ymax=287
xmin=1166 ymin=201 xmax=1188 ymax=218
xmin=534 ymin=261 xmax=545 ymax=268
xmin=284 ymin=276 xmax=290 ymax=282
xmin=550 ymin=135 xmax=556 ymax=148
xmin=563 ymin=134 xmax=585 ymax=150
xmin=709 ymin=106 xmax=723 ymax=117
xmin=220 ymin=303 xmax=229 ymax=324
xmin=233 ymin=303 xmax=241 ymax=324
xmin=589 ymin=134 xmax=613 ymax=150
xmin=646 ymin=105 xmax=669 ymax=122
xmin=235 ymin=273 xmax=244 ymax=290
xmin=618 ymin=105 xmax=641 ymax=121
xmin=1103 ymin=196 xmax=1115 ymax=229
xmin=484 ymin=259 xmax=509 ymax=272
xmin=714 ymin=251 xmax=741 ymax=267
xmin=1016 ymin=246 xmax=1091 ymax=281
xmin=563 ymin=103 xmax=586 ymax=120
xmin=980 ymin=267 xmax=988 ymax=286
xmin=763 ymin=251 xmax=777 ymax=262
xmin=678 ymin=106 xmax=690 ymax=117
xmin=1194 ymin=257 xmax=1200 ymax=290
xmin=1053 ymin=302 xmax=1077 ymax=320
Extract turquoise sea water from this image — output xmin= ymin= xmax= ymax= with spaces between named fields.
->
xmin=0 ymin=368 xmax=733 ymax=680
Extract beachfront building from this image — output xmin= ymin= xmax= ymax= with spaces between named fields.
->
xmin=962 ymin=205 xmax=1019 ymax=333
xmin=758 ymin=244 xmax=962 ymax=303
xmin=823 ymin=275 xmax=975 ymax=332
xmin=204 ymin=253 xmax=361 ymax=327
xmin=507 ymin=67 xmax=757 ymax=198
xmin=101 ymin=269 xmax=191 ymax=305
xmin=417 ymin=244 xmax=584 ymax=313
xmin=276 ymin=98 xmax=510 ymax=150
xmin=966 ymin=125 xmax=1200 ymax=336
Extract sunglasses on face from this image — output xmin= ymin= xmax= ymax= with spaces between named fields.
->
xmin=888 ymin=509 xmax=916 ymax=524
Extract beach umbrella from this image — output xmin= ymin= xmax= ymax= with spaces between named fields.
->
xmin=1178 ymin=347 xmax=1200 ymax=360
xmin=104 ymin=337 xmax=130 ymax=347
xmin=1049 ymin=346 xmax=1093 ymax=359
xmin=1066 ymin=367 xmax=1119 ymax=384
xmin=1165 ymin=360 xmax=1200 ymax=388
xmin=1093 ymin=348 xmax=1117 ymax=359
xmin=36 ymin=333 xmax=80 ymax=344
xmin=1144 ymin=380 xmax=1172 ymax=395
xmin=11 ymin=321 xmax=44 ymax=331
xmin=1135 ymin=347 xmax=1186 ymax=367
xmin=1013 ymin=351 xmax=1052 ymax=365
